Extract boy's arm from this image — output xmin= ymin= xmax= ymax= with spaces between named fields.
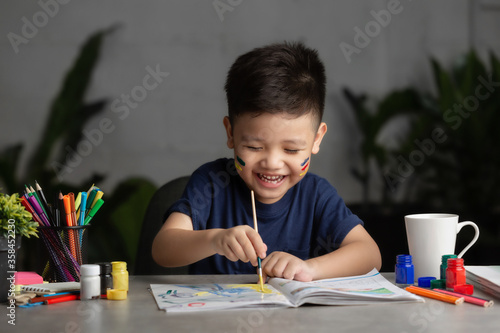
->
xmin=262 ymin=224 xmax=381 ymax=281
xmin=152 ymin=212 xmax=267 ymax=267
xmin=306 ymin=224 xmax=382 ymax=280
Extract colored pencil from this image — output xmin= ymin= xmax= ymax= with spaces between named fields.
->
xmin=30 ymin=185 xmax=53 ymax=225
xmin=433 ymin=289 xmax=494 ymax=307
xmin=21 ymin=196 xmax=43 ymax=225
xmin=35 ymin=181 xmax=53 ymax=223
xmin=58 ymin=191 xmax=65 ymax=227
xmin=405 ymin=286 xmax=464 ymax=305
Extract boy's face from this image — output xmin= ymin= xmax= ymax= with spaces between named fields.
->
xmin=223 ymin=112 xmax=327 ymax=204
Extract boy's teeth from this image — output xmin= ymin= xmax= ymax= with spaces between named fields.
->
xmin=258 ymin=174 xmax=284 ymax=183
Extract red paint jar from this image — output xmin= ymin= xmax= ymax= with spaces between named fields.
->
xmin=446 ymin=258 xmax=466 ymax=289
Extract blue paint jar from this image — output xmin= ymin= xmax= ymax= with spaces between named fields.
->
xmin=395 ymin=254 xmax=414 ymax=286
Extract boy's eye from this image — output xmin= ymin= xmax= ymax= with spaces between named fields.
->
xmin=285 ymin=149 xmax=300 ymax=154
xmin=246 ymin=146 xmax=262 ymax=151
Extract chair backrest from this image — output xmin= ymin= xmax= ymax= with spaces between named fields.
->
xmin=134 ymin=176 xmax=190 ymax=275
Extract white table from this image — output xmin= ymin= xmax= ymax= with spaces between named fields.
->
xmin=2 ymin=273 xmax=499 ymax=333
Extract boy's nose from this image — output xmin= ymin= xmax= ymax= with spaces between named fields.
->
xmin=261 ymin=153 xmax=284 ymax=170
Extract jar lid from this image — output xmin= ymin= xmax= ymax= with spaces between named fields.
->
xmin=81 ymin=264 xmax=100 ymax=276
xmin=107 ymin=289 xmax=127 ymax=300
xmin=430 ymin=279 xmax=446 ymax=289
xmin=454 ymin=284 xmax=474 ymax=295
xmin=396 ymin=254 xmax=412 ymax=264
xmin=441 ymin=254 xmax=457 ymax=264
xmin=418 ymin=276 xmax=436 ymax=288
xmin=111 ymin=261 xmax=127 ymax=270
xmin=95 ymin=262 xmax=112 ymax=274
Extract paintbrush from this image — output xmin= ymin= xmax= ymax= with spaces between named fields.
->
xmin=250 ymin=190 xmax=265 ymax=292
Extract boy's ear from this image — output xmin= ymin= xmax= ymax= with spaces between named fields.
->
xmin=312 ymin=122 xmax=327 ymax=154
xmin=223 ymin=116 xmax=234 ymax=149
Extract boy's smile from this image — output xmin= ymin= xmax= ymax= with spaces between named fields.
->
xmin=224 ymin=112 xmax=327 ymax=204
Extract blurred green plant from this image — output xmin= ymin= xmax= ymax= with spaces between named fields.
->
xmin=0 ymin=26 xmax=157 ymax=272
xmin=0 ymin=27 xmax=111 ymax=194
xmin=0 ymin=192 xmax=38 ymax=239
xmin=343 ymin=87 xmax=422 ymax=207
xmin=345 ymin=50 xmax=500 ymax=215
xmin=394 ymin=50 xmax=500 ymax=214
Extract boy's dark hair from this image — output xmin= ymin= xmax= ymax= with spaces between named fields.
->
xmin=224 ymin=42 xmax=326 ymax=128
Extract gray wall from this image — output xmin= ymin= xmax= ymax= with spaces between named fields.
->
xmin=1 ymin=0 xmax=499 ymax=203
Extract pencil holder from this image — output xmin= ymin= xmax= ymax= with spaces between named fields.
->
xmin=37 ymin=225 xmax=91 ymax=282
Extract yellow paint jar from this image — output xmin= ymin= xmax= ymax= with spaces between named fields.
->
xmin=111 ymin=261 xmax=129 ymax=292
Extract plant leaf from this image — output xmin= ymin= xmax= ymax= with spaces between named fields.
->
xmin=431 ymin=58 xmax=457 ymax=113
xmin=27 ymin=27 xmax=114 ymax=182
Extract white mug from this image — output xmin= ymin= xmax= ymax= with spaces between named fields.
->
xmin=404 ymin=213 xmax=479 ymax=281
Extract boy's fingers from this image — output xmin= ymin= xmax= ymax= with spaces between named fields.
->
xmin=282 ymin=262 xmax=298 ymax=280
xmin=224 ymin=233 xmax=250 ymax=262
xmin=261 ymin=252 xmax=295 ymax=279
xmin=240 ymin=236 xmax=259 ymax=265
xmin=247 ymin=229 xmax=267 ymax=259
xmin=229 ymin=241 xmax=250 ymax=262
xmin=222 ymin=226 xmax=266 ymax=265
xmin=223 ymin=243 xmax=239 ymax=262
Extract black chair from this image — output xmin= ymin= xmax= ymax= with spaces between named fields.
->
xmin=134 ymin=176 xmax=190 ymax=275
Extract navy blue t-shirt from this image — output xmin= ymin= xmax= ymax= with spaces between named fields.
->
xmin=166 ymin=158 xmax=363 ymax=274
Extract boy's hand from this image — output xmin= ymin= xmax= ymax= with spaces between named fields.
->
xmin=211 ymin=225 xmax=267 ymax=266
xmin=262 ymin=252 xmax=314 ymax=282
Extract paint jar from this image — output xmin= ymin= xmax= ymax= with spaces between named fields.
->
xmin=80 ymin=264 xmax=101 ymax=300
xmin=440 ymin=254 xmax=457 ymax=280
xmin=111 ymin=261 xmax=129 ymax=292
xmin=446 ymin=258 xmax=466 ymax=289
xmin=395 ymin=254 xmax=414 ymax=286
xmin=96 ymin=262 xmax=113 ymax=295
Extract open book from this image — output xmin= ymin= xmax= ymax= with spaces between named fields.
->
xmin=150 ymin=269 xmax=423 ymax=312
xmin=466 ymin=266 xmax=500 ymax=299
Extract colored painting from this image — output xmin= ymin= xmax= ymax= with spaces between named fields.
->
xmin=150 ymin=283 xmax=289 ymax=312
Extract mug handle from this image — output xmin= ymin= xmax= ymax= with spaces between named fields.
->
xmin=456 ymin=221 xmax=480 ymax=258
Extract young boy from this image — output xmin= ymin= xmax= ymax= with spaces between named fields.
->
xmin=152 ymin=42 xmax=381 ymax=281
